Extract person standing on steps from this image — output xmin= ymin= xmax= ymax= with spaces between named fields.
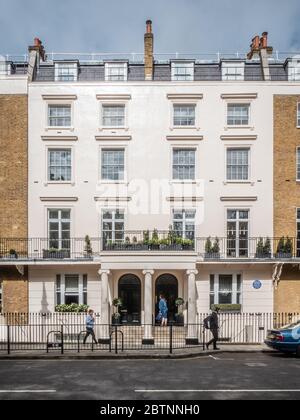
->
xmin=159 ymin=294 xmax=168 ymax=327
xmin=83 ymin=309 xmax=98 ymax=345
xmin=204 ymin=307 xmax=220 ymax=351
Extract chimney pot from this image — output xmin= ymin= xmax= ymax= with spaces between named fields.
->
xmin=261 ymin=32 xmax=268 ymax=48
xmin=146 ymin=20 xmax=152 ymax=34
xmin=34 ymin=38 xmax=42 ymax=47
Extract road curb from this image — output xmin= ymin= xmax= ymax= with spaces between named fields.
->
xmin=0 ymin=349 xmax=276 ymax=361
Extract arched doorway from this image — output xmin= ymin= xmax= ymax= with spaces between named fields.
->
xmin=118 ymin=274 xmax=141 ymax=324
xmin=155 ymin=274 xmax=179 ymax=323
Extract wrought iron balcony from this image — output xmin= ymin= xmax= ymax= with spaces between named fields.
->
xmin=196 ymin=237 xmax=300 ymax=260
xmin=0 ymin=236 xmax=299 ymax=261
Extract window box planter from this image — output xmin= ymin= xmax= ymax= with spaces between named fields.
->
xmin=275 ymin=252 xmax=293 ymax=259
xmin=255 ymin=252 xmax=272 ymax=259
xmin=205 ymin=253 xmax=221 ymax=259
xmin=43 ymin=249 xmax=70 ymax=259
xmin=211 ymin=304 xmax=242 ymax=313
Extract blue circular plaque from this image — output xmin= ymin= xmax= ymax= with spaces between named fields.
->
xmin=253 ymin=280 xmax=262 ymax=290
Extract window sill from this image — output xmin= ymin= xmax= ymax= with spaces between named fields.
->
xmin=170 ymin=126 xmax=201 ymax=131
xmin=45 ymin=181 xmax=75 ymax=186
xmin=99 ymin=127 xmax=129 ymax=132
xmin=46 ymin=127 xmax=74 ymax=132
xmin=224 ymin=126 xmax=254 ymax=131
xmin=170 ymin=180 xmax=198 ymax=185
xmin=224 ymin=180 xmax=253 ymax=185
xmin=99 ymin=180 xmax=129 ymax=185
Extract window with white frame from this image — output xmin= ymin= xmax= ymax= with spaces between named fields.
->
xmin=227 ymin=148 xmax=250 ymax=181
xmin=227 ymin=104 xmax=250 ymax=126
xmin=48 ymin=149 xmax=72 ymax=182
xmin=105 ymin=62 xmax=128 ymax=81
xmin=173 ymin=104 xmax=196 ymax=126
xmin=55 ymin=274 xmax=87 ymax=306
xmin=55 ymin=62 xmax=78 ymax=82
xmin=102 ymin=210 xmax=125 ymax=243
xmin=0 ymin=280 xmax=2 ymax=313
xmin=297 ymin=103 xmax=300 ymax=127
xmin=222 ymin=61 xmax=245 ymax=81
xmin=102 ymin=104 xmax=125 ymax=127
xmin=48 ymin=104 xmax=71 ymax=127
xmin=210 ymin=274 xmax=242 ymax=308
xmin=288 ymin=59 xmax=300 ymax=81
xmin=48 ymin=209 xmax=71 ymax=250
xmin=101 ymin=149 xmax=125 ymax=181
xmin=227 ymin=210 xmax=249 ymax=258
xmin=0 ymin=61 xmax=11 ymax=76
xmin=173 ymin=209 xmax=196 ymax=240
xmin=171 ymin=62 xmax=194 ymax=81
xmin=173 ymin=148 xmax=196 ymax=180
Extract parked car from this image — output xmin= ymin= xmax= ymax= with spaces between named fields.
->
xmin=265 ymin=320 xmax=300 ymax=357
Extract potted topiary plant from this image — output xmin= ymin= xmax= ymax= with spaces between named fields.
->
xmin=255 ymin=237 xmax=265 ymax=258
xmin=276 ymin=237 xmax=286 ymax=258
xmin=125 ymin=236 xmax=131 ymax=250
xmin=84 ymin=235 xmax=93 ymax=258
xmin=263 ymin=237 xmax=272 ymax=259
xmin=9 ymin=249 xmax=18 ymax=259
xmin=175 ymin=298 xmax=185 ymax=325
xmin=276 ymin=237 xmax=293 ymax=259
xmin=112 ymin=298 xmax=123 ymax=325
xmin=285 ymin=237 xmax=293 ymax=258
xmin=211 ymin=237 xmax=220 ymax=259
xmin=205 ymin=237 xmax=219 ymax=258
xmin=149 ymin=229 xmax=160 ymax=250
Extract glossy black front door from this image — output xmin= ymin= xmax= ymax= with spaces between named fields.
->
xmin=118 ymin=275 xmax=141 ymax=324
xmin=155 ymin=274 xmax=178 ymax=323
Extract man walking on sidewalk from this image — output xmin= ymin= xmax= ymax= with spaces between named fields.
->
xmin=83 ymin=309 xmax=98 ymax=345
xmin=204 ymin=308 xmax=220 ymax=351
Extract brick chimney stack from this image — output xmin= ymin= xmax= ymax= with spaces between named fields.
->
xmin=247 ymin=32 xmax=273 ymax=81
xmin=28 ymin=37 xmax=46 ymax=61
xmin=144 ymin=20 xmax=154 ymax=80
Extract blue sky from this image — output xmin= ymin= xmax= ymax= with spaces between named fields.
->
xmin=0 ymin=0 xmax=299 ymax=55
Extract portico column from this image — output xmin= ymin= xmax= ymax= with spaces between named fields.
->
xmin=98 ymin=269 xmax=110 ymax=344
xmin=142 ymin=270 xmax=155 ymax=345
xmin=186 ymin=269 xmax=199 ymax=345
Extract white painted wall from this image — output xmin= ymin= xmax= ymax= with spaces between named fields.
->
xmin=196 ymin=264 xmax=274 ymax=313
xmin=27 ymin=80 xmax=294 ymax=240
xmin=29 ymin=266 xmax=101 ymax=312
xmin=0 ymin=76 xmax=27 ymax=94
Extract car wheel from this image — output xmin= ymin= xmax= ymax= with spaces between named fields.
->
xmin=296 ymin=346 xmax=300 ymax=358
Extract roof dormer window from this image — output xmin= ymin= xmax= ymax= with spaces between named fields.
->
xmin=222 ymin=61 xmax=245 ymax=81
xmin=288 ymin=56 xmax=300 ymax=81
xmin=171 ymin=61 xmax=194 ymax=81
xmin=105 ymin=62 xmax=128 ymax=81
xmin=54 ymin=62 xmax=78 ymax=82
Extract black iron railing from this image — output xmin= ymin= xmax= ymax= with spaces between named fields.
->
xmin=0 ymin=236 xmax=300 ymax=260
xmin=0 ymin=312 xmax=299 ymax=355
xmin=197 ymin=237 xmax=300 ymax=260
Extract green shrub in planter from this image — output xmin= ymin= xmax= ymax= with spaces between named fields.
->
xmin=211 ymin=304 xmax=242 ymax=313
xmin=55 ymin=304 xmax=89 ymax=313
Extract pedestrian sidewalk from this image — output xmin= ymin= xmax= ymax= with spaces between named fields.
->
xmin=0 ymin=344 xmax=275 ymax=360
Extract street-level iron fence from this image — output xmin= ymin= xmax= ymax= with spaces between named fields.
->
xmin=0 ymin=313 xmax=299 ymax=355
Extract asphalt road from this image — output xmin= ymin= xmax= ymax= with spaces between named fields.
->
xmin=0 ymin=353 xmax=299 ymax=400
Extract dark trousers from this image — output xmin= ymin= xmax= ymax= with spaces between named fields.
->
xmin=83 ymin=328 xmax=97 ymax=344
xmin=207 ymin=328 xmax=219 ymax=349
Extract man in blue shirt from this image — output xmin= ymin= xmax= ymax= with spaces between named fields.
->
xmin=83 ymin=309 xmax=98 ymax=345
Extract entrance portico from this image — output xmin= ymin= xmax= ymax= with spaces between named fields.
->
xmin=98 ymin=254 xmax=199 ymax=344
